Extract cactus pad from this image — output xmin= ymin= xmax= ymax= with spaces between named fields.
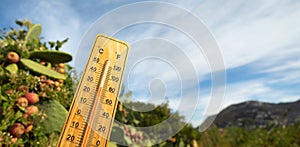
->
xmin=36 ymin=100 xmax=68 ymax=134
xmin=110 ymin=126 xmax=125 ymax=143
xmin=20 ymin=58 xmax=66 ymax=80
xmin=107 ymin=142 xmax=117 ymax=147
xmin=29 ymin=50 xmax=72 ymax=63
xmin=5 ymin=64 xmax=18 ymax=74
xmin=25 ymin=24 xmax=42 ymax=43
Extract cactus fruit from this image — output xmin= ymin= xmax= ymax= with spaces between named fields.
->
xmin=58 ymin=63 xmax=64 ymax=68
xmin=6 ymin=52 xmax=20 ymax=63
xmin=54 ymin=81 xmax=60 ymax=87
xmin=58 ymin=79 xmax=64 ymax=83
xmin=9 ymin=123 xmax=25 ymax=137
xmin=25 ymin=24 xmax=41 ymax=44
xmin=40 ymin=92 xmax=47 ymax=98
xmin=17 ymin=97 xmax=28 ymax=108
xmin=17 ymin=85 xmax=29 ymax=93
xmin=25 ymin=92 xmax=39 ymax=104
xmin=40 ymin=61 xmax=46 ymax=65
xmin=20 ymin=58 xmax=66 ymax=80
xmin=10 ymin=137 xmax=18 ymax=144
xmin=56 ymin=87 xmax=61 ymax=91
xmin=57 ymin=68 xmax=65 ymax=74
xmin=25 ymin=105 xmax=39 ymax=118
xmin=29 ymin=50 xmax=72 ymax=63
xmin=25 ymin=125 xmax=33 ymax=133
xmin=46 ymin=79 xmax=54 ymax=85
xmin=5 ymin=89 xmax=14 ymax=95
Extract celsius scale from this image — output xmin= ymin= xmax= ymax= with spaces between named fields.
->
xmin=57 ymin=34 xmax=129 ymax=147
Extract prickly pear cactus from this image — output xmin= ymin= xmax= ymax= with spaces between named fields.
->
xmin=0 ymin=20 xmax=75 ymax=146
xmin=20 ymin=58 xmax=66 ymax=80
xmin=36 ymin=100 xmax=68 ymax=134
xmin=5 ymin=64 xmax=18 ymax=74
xmin=24 ymin=24 xmax=41 ymax=44
xmin=29 ymin=50 xmax=72 ymax=63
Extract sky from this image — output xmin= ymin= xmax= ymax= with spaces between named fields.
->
xmin=1 ymin=0 xmax=300 ymax=127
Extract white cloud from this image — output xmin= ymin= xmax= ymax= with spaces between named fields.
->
xmin=193 ymin=0 xmax=300 ymax=68
xmin=210 ymin=78 xmax=299 ymax=112
xmin=263 ymin=60 xmax=300 ymax=73
xmin=253 ymin=47 xmax=300 ymax=85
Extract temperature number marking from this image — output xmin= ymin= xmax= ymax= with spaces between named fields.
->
xmin=98 ymin=125 xmax=106 ymax=133
xmin=90 ymin=66 xmax=97 ymax=72
xmin=105 ymin=99 xmax=112 ymax=105
xmin=113 ymin=65 xmax=121 ymax=71
xmin=83 ymin=86 xmax=90 ymax=92
xmin=71 ymin=121 xmax=80 ymax=128
xmin=102 ymin=112 xmax=109 ymax=118
xmin=76 ymin=109 xmax=81 ymax=115
xmin=111 ymin=75 xmax=119 ymax=82
xmin=108 ymin=87 xmax=115 ymax=93
xmin=96 ymin=140 xmax=101 ymax=146
xmin=93 ymin=57 xmax=100 ymax=63
xmin=80 ymin=97 xmax=87 ymax=103
xmin=66 ymin=134 xmax=75 ymax=142
xmin=87 ymin=76 xmax=94 ymax=82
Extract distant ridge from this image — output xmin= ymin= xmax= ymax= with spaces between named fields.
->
xmin=201 ymin=99 xmax=300 ymax=129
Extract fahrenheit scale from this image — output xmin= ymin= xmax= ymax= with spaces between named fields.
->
xmin=57 ymin=34 xmax=129 ymax=147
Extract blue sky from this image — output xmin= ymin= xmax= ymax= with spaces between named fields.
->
xmin=1 ymin=0 xmax=300 ymax=126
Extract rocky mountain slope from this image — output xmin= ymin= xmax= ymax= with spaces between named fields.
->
xmin=202 ymin=100 xmax=300 ymax=129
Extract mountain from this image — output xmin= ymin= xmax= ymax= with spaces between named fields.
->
xmin=201 ymin=99 xmax=300 ymax=129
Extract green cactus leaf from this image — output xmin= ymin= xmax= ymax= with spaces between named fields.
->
xmin=143 ymin=136 xmax=153 ymax=146
xmin=36 ymin=100 xmax=68 ymax=134
xmin=0 ymin=94 xmax=8 ymax=101
xmin=20 ymin=58 xmax=66 ymax=80
xmin=178 ymin=139 xmax=185 ymax=147
xmin=25 ymin=24 xmax=42 ymax=43
xmin=110 ymin=126 xmax=125 ymax=143
xmin=124 ymin=136 xmax=132 ymax=145
xmin=133 ymin=119 xmax=140 ymax=125
xmin=46 ymin=62 xmax=52 ymax=69
xmin=107 ymin=142 xmax=117 ymax=147
xmin=5 ymin=63 xmax=18 ymax=74
xmin=29 ymin=50 xmax=72 ymax=63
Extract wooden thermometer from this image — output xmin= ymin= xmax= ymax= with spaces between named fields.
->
xmin=57 ymin=34 xmax=129 ymax=147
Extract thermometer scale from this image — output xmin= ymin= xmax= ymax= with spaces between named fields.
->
xmin=57 ymin=34 xmax=129 ymax=147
